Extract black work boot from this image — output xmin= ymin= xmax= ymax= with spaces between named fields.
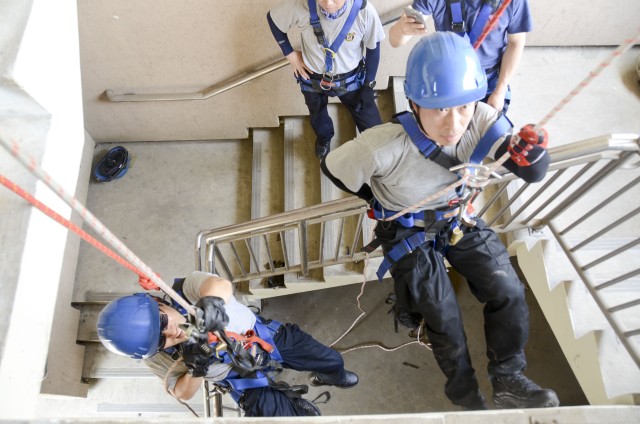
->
xmin=309 ymin=370 xmax=359 ymax=388
xmin=455 ymin=390 xmax=488 ymax=411
xmin=291 ymin=397 xmax=322 ymax=416
xmin=315 ymin=138 xmax=331 ymax=159
xmin=491 ymin=372 xmax=559 ymax=409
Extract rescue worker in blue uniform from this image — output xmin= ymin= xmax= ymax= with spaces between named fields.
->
xmin=268 ymin=0 xmax=385 ymax=159
xmin=97 ymin=271 xmax=358 ymax=416
xmin=321 ymin=32 xmax=559 ymax=410
xmin=389 ymin=0 xmax=532 ymax=114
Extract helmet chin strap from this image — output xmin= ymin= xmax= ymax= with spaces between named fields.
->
xmin=409 ymin=101 xmax=439 ymax=146
xmin=409 ymin=100 xmax=478 ymax=146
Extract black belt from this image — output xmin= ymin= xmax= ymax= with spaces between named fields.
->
xmin=484 ymin=63 xmax=500 ymax=75
xmin=309 ymin=62 xmax=363 ymax=82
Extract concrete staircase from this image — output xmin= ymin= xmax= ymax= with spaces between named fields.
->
xmin=513 ymin=234 xmax=640 ymax=405
xmin=494 ymin=148 xmax=640 ymax=406
xmin=75 ymin=77 xmax=640 ymax=409
xmin=237 ymin=88 xmax=398 ymax=299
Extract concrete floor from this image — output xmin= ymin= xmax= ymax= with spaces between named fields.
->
xmin=265 ymin=271 xmax=588 ymax=415
xmin=67 ymin=138 xmax=588 ymax=417
xmin=56 ymin=46 xmax=640 ymax=419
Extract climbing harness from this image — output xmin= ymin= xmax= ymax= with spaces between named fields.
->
xmin=297 ymin=61 xmax=365 ymax=95
xmin=305 ymin=0 xmax=365 ymax=93
xmin=182 ymin=314 xmax=292 ymax=404
xmin=446 ymin=0 xmax=501 ymax=45
xmin=366 ymin=111 xmax=513 ymax=281
xmin=93 ymin=146 xmax=130 ymax=182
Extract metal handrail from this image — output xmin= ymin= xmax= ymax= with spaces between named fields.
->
xmin=475 ymin=134 xmax=640 ymax=369
xmin=195 ymin=196 xmax=375 ymax=281
xmin=195 ymin=133 xmax=640 ymax=369
xmin=104 ymin=14 xmax=402 ymax=102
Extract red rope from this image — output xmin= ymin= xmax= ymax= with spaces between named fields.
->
xmin=0 ymin=173 xmax=158 ymax=289
xmin=473 ymin=0 xmax=513 ymax=50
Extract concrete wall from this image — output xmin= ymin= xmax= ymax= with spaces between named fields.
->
xmin=0 ymin=0 xmax=88 ymax=418
xmin=77 ymin=0 xmax=640 ymax=143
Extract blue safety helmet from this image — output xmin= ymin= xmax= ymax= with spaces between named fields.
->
xmin=97 ymin=293 xmax=161 ymax=359
xmin=93 ymin=146 xmax=130 ymax=182
xmin=404 ymin=32 xmax=487 ymax=109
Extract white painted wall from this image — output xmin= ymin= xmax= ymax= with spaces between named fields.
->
xmin=0 ymin=0 xmax=89 ymax=418
xmin=77 ymin=0 xmax=640 ymax=143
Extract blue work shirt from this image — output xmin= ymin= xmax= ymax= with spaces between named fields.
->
xmin=412 ymin=0 xmax=532 ymax=70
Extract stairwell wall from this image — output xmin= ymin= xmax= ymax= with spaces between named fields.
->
xmin=78 ymin=0 xmax=640 ymax=143
xmin=0 ymin=0 xmax=91 ymax=416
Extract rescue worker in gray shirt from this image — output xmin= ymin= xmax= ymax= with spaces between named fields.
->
xmin=321 ymin=32 xmax=559 ymax=410
xmin=268 ymin=0 xmax=385 ymax=159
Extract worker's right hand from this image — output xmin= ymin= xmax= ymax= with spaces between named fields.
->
xmin=181 ymin=341 xmax=211 ymax=378
xmin=286 ymin=50 xmax=311 ymax=80
xmin=355 ymin=85 xmax=375 ymax=112
xmin=396 ymin=14 xmax=428 ymax=36
xmin=195 ymin=296 xmax=229 ymax=333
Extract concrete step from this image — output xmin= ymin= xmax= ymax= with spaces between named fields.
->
xmin=82 ymin=343 xmax=154 ymax=379
xmin=515 ymin=239 xmax=638 ymax=404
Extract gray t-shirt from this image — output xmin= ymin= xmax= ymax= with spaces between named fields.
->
xmin=325 ymin=103 xmax=507 ymax=211
xmin=144 ymin=272 xmax=256 ymax=391
xmin=269 ymin=0 xmax=385 ymax=74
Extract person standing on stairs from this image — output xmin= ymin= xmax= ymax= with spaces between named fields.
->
xmin=267 ymin=0 xmax=385 ymax=159
xmin=321 ymin=32 xmax=559 ymax=410
xmin=96 ymin=271 xmax=358 ymax=417
xmin=388 ymin=0 xmax=532 ymax=115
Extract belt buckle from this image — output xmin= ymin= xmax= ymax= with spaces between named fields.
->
xmin=320 ymin=72 xmax=334 ymax=91
xmin=451 ymin=22 xmax=466 ymax=32
xmin=401 ymin=239 xmax=414 ymax=255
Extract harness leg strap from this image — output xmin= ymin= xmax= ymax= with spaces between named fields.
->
xmin=376 ymin=232 xmax=429 ymax=281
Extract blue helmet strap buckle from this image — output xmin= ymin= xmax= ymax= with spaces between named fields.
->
xmin=446 ymin=0 xmax=466 ymax=33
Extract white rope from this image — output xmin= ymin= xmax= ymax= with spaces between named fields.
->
xmin=0 ymin=136 xmax=196 ymax=317
xmin=330 ymin=225 xmax=432 ymax=355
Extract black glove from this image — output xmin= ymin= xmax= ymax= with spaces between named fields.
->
xmin=508 ymin=124 xmax=548 ymax=166
xmin=195 ymin=296 xmax=229 ymax=333
xmin=354 ymin=85 xmax=375 ymax=112
xmin=181 ymin=341 xmax=211 ymax=377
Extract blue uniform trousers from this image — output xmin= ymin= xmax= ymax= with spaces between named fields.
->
xmin=374 ymin=218 xmax=528 ymax=406
xmin=301 ymin=87 xmax=382 ymax=144
xmin=241 ymin=323 xmax=345 ymax=417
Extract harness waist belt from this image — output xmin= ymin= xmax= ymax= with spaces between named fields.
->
xmin=309 ymin=64 xmax=361 ymax=81
xmin=484 ymin=63 xmax=501 ymax=76
xmin=371 ymin=200 xmax=451 ymax=228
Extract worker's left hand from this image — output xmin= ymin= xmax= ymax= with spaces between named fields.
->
xmin=508 ymin=124 xmax=548 ymax=166
xmin=181 ymin=341 xmax=211 ymax=378
xmin=195 ymin=296 xmax=229 ymax=333
xmin=355 ymin=85 xmax=375 ymax=112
